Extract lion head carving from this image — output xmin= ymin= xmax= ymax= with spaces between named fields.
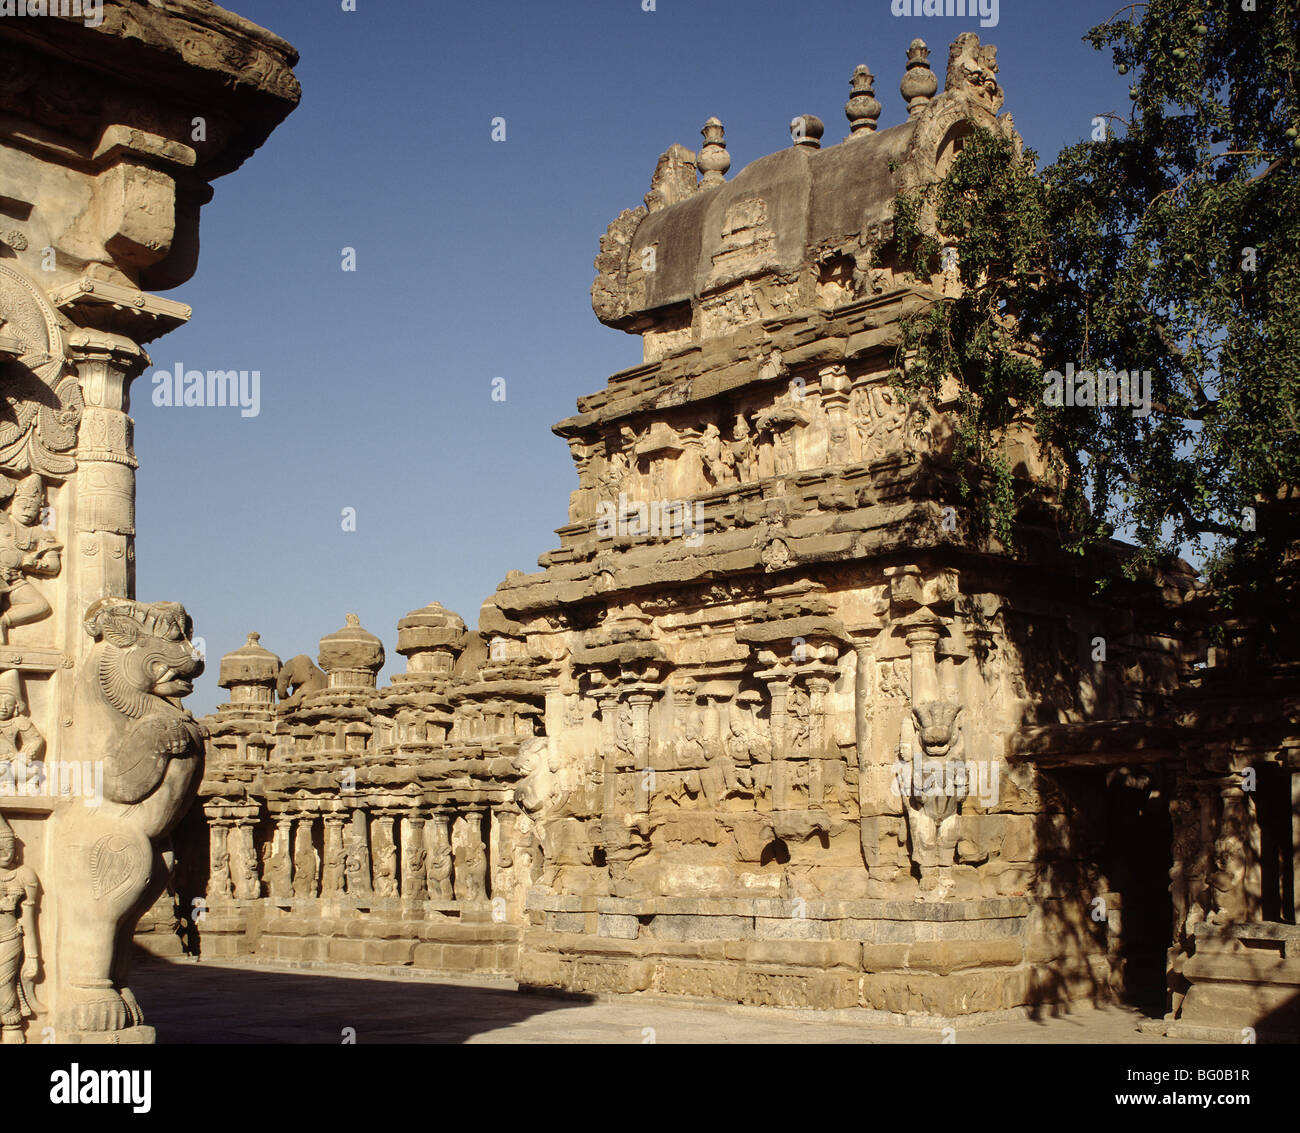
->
xmin=84 ymin=598 xmax=204 ymax=716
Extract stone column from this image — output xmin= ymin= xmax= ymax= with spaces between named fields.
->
xmin=764 ymin=676 xmax=791 ymax=811
xmin=906 ymin=623 xmax=942 ymax=705
xmin=65 ymin=336 xmax=144 ymax=636
xmin=322 ymin=814 xmax=346 ymax=895
xmin=452 ymin=813 xmax=487 ymax=901
xmin=267 ymin=816 xmax=293 ymax=900
xmin=344 ymin=809 xmax=372 ymax=897
xmin=806 ymin=676 xmax=831 ymax=806
xmin=229 ymin=820 xmax=261 ymax=901
xmin=207 ymin=822 xmax=231 ymax=901
xmin=596 ymin=692 xmax=622 ymax=848
xmin=371 ymin=814 xmax=398 ymax=897
xmin=627 ymin=690 xmax=657 ymax=811
xmin=425 ymin=813 xmax=454 ymax=899
xmin=292 ymin=815 xmax=318 ymax=898
xmin=400 ymin=812 xmax=427 ymax=901
xmin=819 ymin=364 xmax=852 ymax=464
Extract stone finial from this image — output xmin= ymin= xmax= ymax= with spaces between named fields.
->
xmin=901 ymin=39 xmax=938 ymax=118
xmin=218 ymin=631 xmax=281 ymax=707
xmin=845 ymin=65 xmax=882 ymax=135
xmin=944 ymin=33 xmax=1003 ymax=114
xmin=790 ymin=114 xmax=824 ymax=149
xmin=319 ymin=613 xmax=385 ymax=690
xmin=397 ymin=601 xmax=468 ymax=677
xmin=697 ymin=117 xmax=730 ymax=188
xmin=644 ymin=143 xmax=698 ymax=212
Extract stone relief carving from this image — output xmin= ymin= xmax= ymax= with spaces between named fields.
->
xmin=276 ymin=654 xmax=327 ymax=709
xmin=51 ymin=598 xmax=205 ymax=1033
xmin=452 ymin=814 xmax=487 ymax=901
xmin=425 ymin=816 xmax=453 ymax=899
xmin=0 ymin=669 xmax=44 ymax=774
xmin=0 ymin=813 xmax=39 ymax=1044
xmin=0 ymin=473 xmax=62 ymax=639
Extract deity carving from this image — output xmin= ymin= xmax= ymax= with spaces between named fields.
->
xmin=372 ymin=818 xmax=398 ymax=897
xmin=0 ymin=669 xmax=44 ymax=779
xmin=0 ymin=474 xmax=61 ymax=639
xmin=425 ymin=816 xmax=454 ymax=899
xmin=0 ymin=813 xmax=39 ymax=1044
xmin=1207 ymin=786 xmax=1251 ymax=926
xmin=452 ymin=815 xmax=487 ymax=900
xmin=729 ymin=415 xmax=755 ymax=482
xmin=209 ymin=845 xmax=232 ymax=900
xmin=293 ymin=818 xmax=319 ymax=898
xmin=850 ymin=384 xmax=906 ymax=463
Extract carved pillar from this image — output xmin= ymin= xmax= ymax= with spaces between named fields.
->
xmin=65 ymin=336 xmax=144 ymax=636
xmin=626 ymin=689 xmax=656 ymax=811
xmin=344 ymin=808 xmax=371 ymax=897
xmin=267 ymin=816 xmax=293 ymax=899
xmin=452 ymin=813 xmax=486 ymax=901
xmin=764 ymin=676 xmax=791 ymax=811
xmin=371 ymin=814 xmax=398 ymax=897
xmin=596 ymin=691 xmax=622 ymax=851
xmin=321 ymin=814 xmax=346 ymax=895
xmin=819 ymin=364 xmax=852 ymax=464
xmin=906 ymin=623 xmax=942 ymax=705
xmin=400 ymin=812 xmax=427 ymax=900
xmin=229 ymin=820 xmax=260 ymax=900
xmin=806 ymin=676 xmax=831 ymax=806
xmin=292 ymin=815 xmax=318 ymax=898
xmin=492 ymin=809 xmax=517 ymax=897
xmin=207 ymin=821 xmax=231 ymax=900
xmin=425 ymin=813 xmax=453 ymax=899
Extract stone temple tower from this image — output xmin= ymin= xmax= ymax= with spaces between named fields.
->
xmin=194 ymin=33 xmax=1290 ymax=1030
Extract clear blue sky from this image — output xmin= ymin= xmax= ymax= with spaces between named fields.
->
xmin=134 ymin=0 xmax=1135 ymax=712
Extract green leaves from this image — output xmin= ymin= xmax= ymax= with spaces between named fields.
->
xmin=890 ymin=0 xmax=1300 ymax=626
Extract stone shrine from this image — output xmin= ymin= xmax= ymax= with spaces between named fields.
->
xmin=173 ymin=32 xmax=1297 ymax=1035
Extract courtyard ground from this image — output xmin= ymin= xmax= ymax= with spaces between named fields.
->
xmin=131 ymin=956 xmax=1214 ymax=1044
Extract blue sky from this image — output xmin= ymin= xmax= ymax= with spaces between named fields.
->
xmin=134 ymin=0 xmax=1136 ymax=711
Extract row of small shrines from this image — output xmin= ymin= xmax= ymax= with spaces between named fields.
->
xmin=201 ymin=806 xmax=503 ymax=904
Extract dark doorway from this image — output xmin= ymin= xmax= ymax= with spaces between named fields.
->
xmin=1099 ymin=767 xmax=1173 ymax=1013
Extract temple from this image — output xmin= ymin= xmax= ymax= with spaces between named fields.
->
xmin=2 ymin=3 xmax=1291 ymax=1044
xmin=159 ymin=31 xmax=1298 ymax=1038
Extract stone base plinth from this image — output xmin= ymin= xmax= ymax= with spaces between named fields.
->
xmin=517 ymin=894 xmax=1109 ymax=1017
xmin=195 ymin=898 xmax=520 ymax=974
xmin=1172 ymin=922 xmax=1300 ymax=1040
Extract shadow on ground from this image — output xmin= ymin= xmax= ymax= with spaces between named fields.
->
xmin=132 ymin=957 xmax=594 ymax=1044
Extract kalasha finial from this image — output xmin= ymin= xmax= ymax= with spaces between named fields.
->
xmin=901 ymin=39 xmax=938 ymax=118
xmin=790 ymin=114 xmax=825 ymax=149
xmin=247 ymin=632 xmax=260 ymax=645
xmin=698 ymin=117 xmax=730 ymax=187
xmin=845 ymin=64 xmax=882 ymax=136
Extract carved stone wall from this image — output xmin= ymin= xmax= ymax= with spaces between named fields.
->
xmin=0 ymin=2 xmax=298 ymax=1042
xmin=175 ymin=30 xmax=1294 ymax=1031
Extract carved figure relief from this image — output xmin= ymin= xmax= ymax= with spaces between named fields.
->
xmin=425 ymin=816 xmax=453 ymax=899
xmin=52 ymin=598 xmax=205 ymax=1034
xmin=0 ymin=474 xmax=61 ymax=639
xmin=452 ymin=814 xmax=487 ymax=901
xmin=276 ymin=654 xmax=326 ymax=710
xmin=0 ymin=813 xmax=39 ymax=1044
xmin=0 ymin=669 xmax=44 ymax=777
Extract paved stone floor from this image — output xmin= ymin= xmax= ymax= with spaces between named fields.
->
xmin=133 ymin=957 xmax=1213 ymax=1044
